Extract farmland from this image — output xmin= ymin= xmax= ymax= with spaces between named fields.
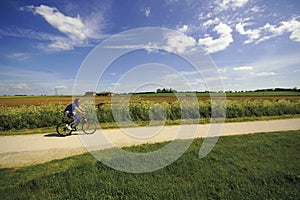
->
xmin=0 ymin=91 xmax=300 ymax=133
xmin=1 ymin=92 xmax=299 ymax=198
xmin=1 ymin=91 xmax=300 ymax=106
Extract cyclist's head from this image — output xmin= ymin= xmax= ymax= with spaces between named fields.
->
xmin=74 ymin=98 xmax=81 ymax=104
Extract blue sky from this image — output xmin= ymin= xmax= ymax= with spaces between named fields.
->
xmin=0 ymin=0 xmax=299 ymax=95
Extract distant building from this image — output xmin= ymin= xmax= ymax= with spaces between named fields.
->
xmin=84 ymin=91 xmax=96 ymax=96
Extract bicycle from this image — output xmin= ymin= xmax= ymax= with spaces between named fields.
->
xmin=56 ymin=113 xmax=97 ymax=136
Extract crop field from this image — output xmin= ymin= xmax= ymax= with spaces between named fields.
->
xmin=0 ymin=91 xmax=300 ymax=106
xmin=0 ymin=92 xmax=300 ymax=133
xmin=1 ymin=130 xmax=299 ymax=199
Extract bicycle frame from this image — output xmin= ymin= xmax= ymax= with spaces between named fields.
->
xmin=56 ymin=112 xmax=97 ymax=136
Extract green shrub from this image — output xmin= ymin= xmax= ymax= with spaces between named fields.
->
xmin=224 ymin=99 xmax=300 ymax=118
xmin=1 ymin=99 xmax=300 ymax=131
xmin=0 ymin=103 xmax=65 ymax=131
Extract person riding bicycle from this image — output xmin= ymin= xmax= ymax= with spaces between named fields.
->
xmin=64 ymin=98 xmax=85 ymax=130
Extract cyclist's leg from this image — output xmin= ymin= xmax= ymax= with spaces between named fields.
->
xmin=69 ymin=113 xmax=80 ymax=128
xmin=73 ymin=114 xmax=80 ymax=127
xmin=65 ymin=111 xmax=75 ymax=130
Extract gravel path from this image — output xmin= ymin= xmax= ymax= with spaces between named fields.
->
xmin=1 ymin=118 xmax=299 ymax=168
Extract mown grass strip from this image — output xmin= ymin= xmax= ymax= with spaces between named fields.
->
xmin=0 ymin=130 xmax=299 ymax=199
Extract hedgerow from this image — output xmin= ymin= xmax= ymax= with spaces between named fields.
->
xmin=1 ymin=99 xmax=299 ymax=131
xmin=0 ymin=103 xmax=65 ymax=131
xmin=97 ymin=99 xmax=300 ymax=123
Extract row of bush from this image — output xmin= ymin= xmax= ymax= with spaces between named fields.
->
xmin=0 ymin=99 xmax=299 ymax=131
xmin=0 ymin=103 xmax=65 ymax=131
xmin=97 ymin=99 xmax=300 ymax=123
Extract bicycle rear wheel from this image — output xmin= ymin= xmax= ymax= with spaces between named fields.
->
xmin=82 ymin=121 xmax=97 ymax=134
xmin=56 ymin=122 xmax=72 ymax=136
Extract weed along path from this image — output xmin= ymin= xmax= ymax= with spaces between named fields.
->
xmin=0 ymin=118 xmax=300 ymax=168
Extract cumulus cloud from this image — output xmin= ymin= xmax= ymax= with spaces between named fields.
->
xmin=164 ymin=32 xmax=197 ymax=54
xmin=21 ymin=4 xmax=105 ymax=51
xmin=198 ymin=23 xmax=233 ymax=54
xmin=235 ymin=22 xmax=261 ymax=44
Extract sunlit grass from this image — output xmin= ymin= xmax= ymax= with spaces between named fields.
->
xmin=1 ymin=130 xmax=299 ymax=199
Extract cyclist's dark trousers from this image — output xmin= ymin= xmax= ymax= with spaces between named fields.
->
xmin=65 ymin=111 xmax=80 ymax=127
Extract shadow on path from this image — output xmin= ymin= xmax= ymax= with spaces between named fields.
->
xmin=44 ymin=133 xmax=80 ymax=137
xmin=44 ymin=133 xmax=61 ymax=137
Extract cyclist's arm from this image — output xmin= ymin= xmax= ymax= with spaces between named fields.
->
xmin=75 ymin=107 xmax=85 ymax=115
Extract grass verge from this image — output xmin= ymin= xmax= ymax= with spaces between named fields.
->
xmin=0 ymin=130 xmax=299 ymax=199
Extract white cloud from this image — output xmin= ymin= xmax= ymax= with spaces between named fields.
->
xmin=48 ymin=39 xmax=74 ymax=50
xmin=7 ymin=53 xmax=30 ymax=61
xmin=236 ymin=17 xmax=300 ymax=44
xmin=198 ymin=12 xmax=212 ymax=21
xmin=254 ymin=72 xmax=276 ymax=77
xmin=165 ymin=0 xmax=180 ymax=5
xmin=164 ymin=32 xmax=197 ymax=54
xmin=55 ymin=86 xmax=66 ymax=89
xmin=0 ymin=83 xmax=30 ymax=91
xmin=0 ymin=27 xmax=62 ymax=43
xmin=83 ymin=10 xmax=106 ymax=40
xmin=233 ymin=66 xmax=253 ymax=71
xmin=145 ymin=7 xmax=151 ymax=17
xmin=21 ymin=4 xmax=106 ymax=51
xmin=249 ymin=5 xmax=265 ymax=13
xmin=198 ymin=23 xmax=233 ymax=54
xmin=202 ymin=18 xmax=220 ymax=28
xmin=26 ymin=5 xmax=87 ymax=40
xmin=178 ymin=25 xmax=189 ymax=33
xmin=262 ymin=17 xmax=300 ymax=42
xmin=235 ymin=22 xmax=260 ymax=44
xmin=103 ymin=42 xmax=160 ymax=54
xmin=216 ymin=0 xmax=249 ymax=11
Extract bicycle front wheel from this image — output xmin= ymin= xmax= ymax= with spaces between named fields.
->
xmin=56 ymin=122 xmax=72 ymax=136
xmin=82 ymin=121 xmax=97 ymax=134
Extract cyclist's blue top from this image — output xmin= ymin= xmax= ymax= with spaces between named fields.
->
xmin=64 ymin=103 xmax=79 ymax=113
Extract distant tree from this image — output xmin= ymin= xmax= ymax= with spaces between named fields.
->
xmin=156 ymin=88 xmax=177 ymax=93
xmin=96 ymin=92 xmax=113 ymax=96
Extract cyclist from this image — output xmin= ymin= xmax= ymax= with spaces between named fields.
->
xmin=64 ymin=98 xmax=85 ymax=130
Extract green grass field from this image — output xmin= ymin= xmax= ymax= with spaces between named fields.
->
xmin=1 ymin=130 xmax=299 ymax=199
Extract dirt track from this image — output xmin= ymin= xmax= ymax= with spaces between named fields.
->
xmin=0 ymin=118 xmax=299 ymax=168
